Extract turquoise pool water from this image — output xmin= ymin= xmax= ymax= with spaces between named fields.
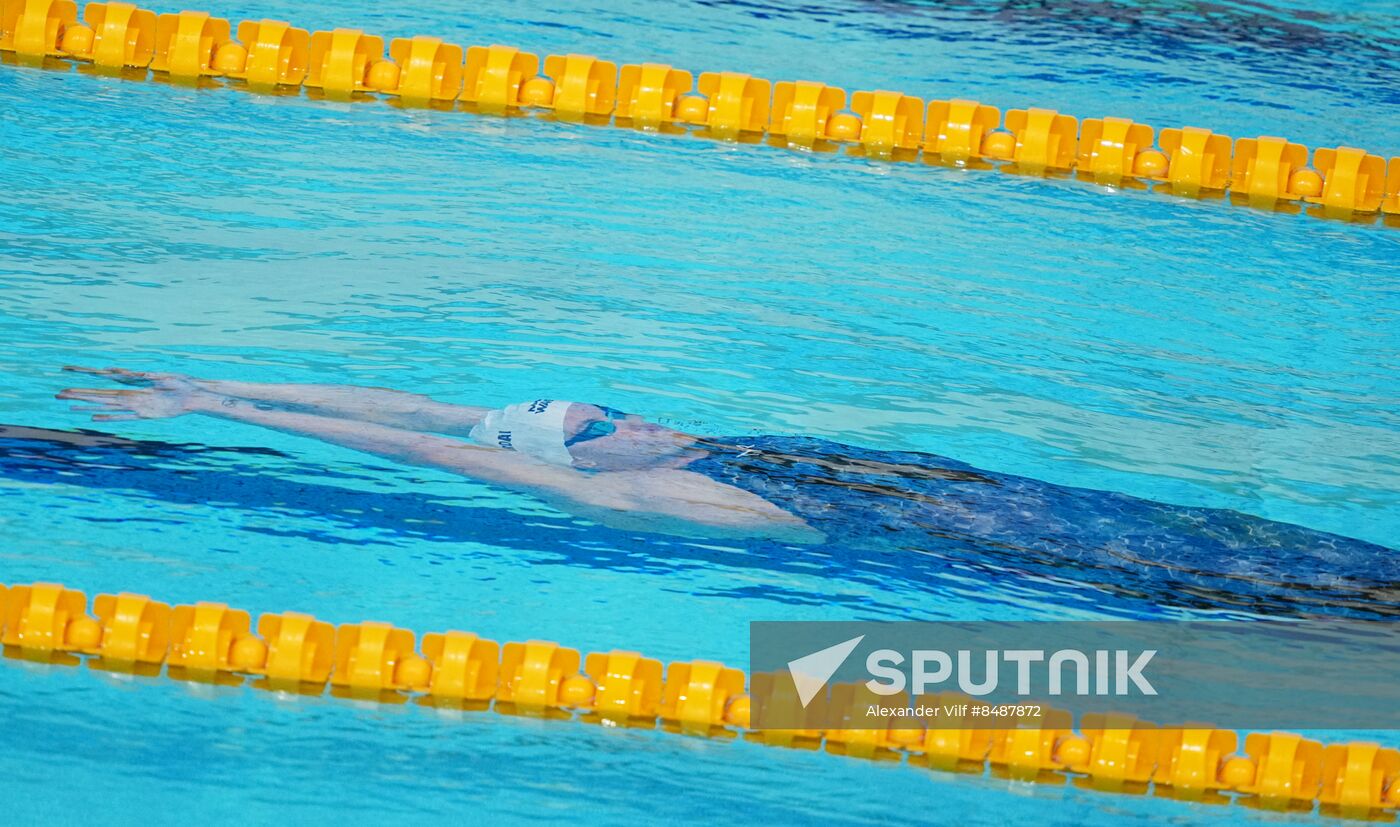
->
xmin=1 ymin=0 xmax=1398 ymax=823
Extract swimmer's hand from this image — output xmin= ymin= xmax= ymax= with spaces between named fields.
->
xmin=56 ymin=385 xmax=197 ymax=421
xmin=63 ymin=365 xmax=196 ymax=391
xmin=60 ymin=367 xmax=203 ymax=421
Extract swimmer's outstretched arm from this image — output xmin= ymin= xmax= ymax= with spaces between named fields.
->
xmin=185 ymin=394 xmax=600 ymax=495
xmin=62 ymin=367 xmax=487 ymax=435
xmin=193 ymin=380 xmax=489 ymax=434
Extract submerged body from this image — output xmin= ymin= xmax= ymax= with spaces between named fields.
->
xmin=49 ymin=367 xmax=1397 ymax=618
xmin=687 ymin=434 xmax=1397 ymax=615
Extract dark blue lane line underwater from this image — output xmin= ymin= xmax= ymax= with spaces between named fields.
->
xmin=2 ymin=425 xmax=1394 ymax=620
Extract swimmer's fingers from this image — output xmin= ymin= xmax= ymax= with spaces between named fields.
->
xmin=57 ymin=388 xmax=132 ymax=402
xmin=58 ymin=389 xmax=152 ymax=416
xmin=60 ymin=396 xmax=176 ymax=421
xmin=65 ymin=400 xmax=144 ymax=419
xmin=62 ymin=395 xmax=141 ymax=416
xmin=62 ymin=366 xmax=136 ymax=381
xmin=61 ymin=366 xmax=163 ymax=386
xmin=59 ymin=386 xmax=188 ymax=420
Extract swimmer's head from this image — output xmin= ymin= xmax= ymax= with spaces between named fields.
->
xmin=468 ymin=400 xmax=699 ymax=471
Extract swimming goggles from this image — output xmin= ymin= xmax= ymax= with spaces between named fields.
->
xmin=564 ymin=405 xmax=629 ymax=448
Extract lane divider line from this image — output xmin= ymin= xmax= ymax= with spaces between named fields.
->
xmin=2 ymin=581 xmax=1398 ymax=819
xmin=1 ymin=1 xmax=1397 ymax=225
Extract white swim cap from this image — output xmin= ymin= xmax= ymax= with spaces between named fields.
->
xmin=468 ymin=399 xmax=576 ymax=466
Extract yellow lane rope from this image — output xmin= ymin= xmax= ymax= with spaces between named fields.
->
xmin=1 ymin=1 xmax=1397 ymax=226
xmin=2 ymin=581 xmax=1398 ymax=819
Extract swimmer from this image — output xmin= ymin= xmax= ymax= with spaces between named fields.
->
xmin=56 ymin=366 xmax=1396 ymax=615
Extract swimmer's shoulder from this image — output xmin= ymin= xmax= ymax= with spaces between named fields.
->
xmin=593 ymin=468 xmax=824 ymax=544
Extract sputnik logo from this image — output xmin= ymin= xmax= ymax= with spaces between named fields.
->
xmin=786 ymin=635 xmax=864 ymax=707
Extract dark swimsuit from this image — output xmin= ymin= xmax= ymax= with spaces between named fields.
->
xmin=685 ymin=435 xmax=1399 ymax=619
